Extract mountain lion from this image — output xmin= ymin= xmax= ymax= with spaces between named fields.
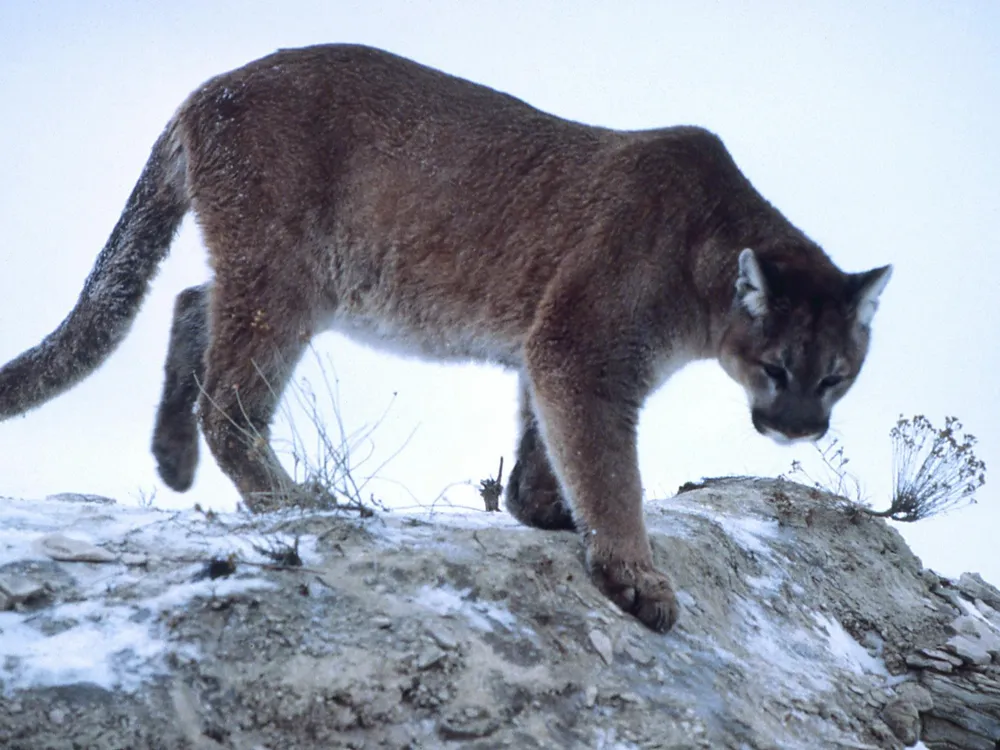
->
xmin=0 ymin=45 xmax=891 ymax=632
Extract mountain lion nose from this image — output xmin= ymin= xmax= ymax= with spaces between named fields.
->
xmin=752 ymin=410 xmax=828 ymax=444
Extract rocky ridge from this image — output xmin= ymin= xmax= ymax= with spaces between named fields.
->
xmin=0 ymin=478 xmax=998 ymax=749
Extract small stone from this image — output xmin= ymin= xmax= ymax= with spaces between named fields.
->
xmin=588 ymin=629 xmax=613 ymax=666
xmin=372 ymin=616 xmax=393 ymax=629
xmin=944 ymin=634 xmax=991 ymax=665
xmin=438 ymin=707 xmax=498 ymax=740
xmin=616 ymin=691 xmax=644 ymax=706
xmin=428 ymin=627 xmax=458 ymax=650
xmin=974 ymin=598 xmax=999 ymax=618
xmin=584 ymin=685 xmax=598 ymax=708
xmin=120 ymin=553 xmax=149 ymax=566
xmin=674 ymin=651 xmax=694 ymax=666
xmin=953 ymin=615 xmax=983 ymax=637
xmin=48 ymin=708 xmax=66 ymax=725
xmin=905 ymin=653 xmax=953 ymax=673
xmin=624 ymin=642 xmax=655 ymax=666
xmin=956 ymin=572 xmax=1000 ymax=611
xmin=882 ymin=698 xmax=919 ymax=744
xmin=920 ymin=569 xmax=942 ymax=588
xmin=951 ymin=614 xmax=1000 ymax=657
xmin=894 ymin=682 xmax=933 ymax=712
xmin=865 ymin=691 xmax=884 ymax=708
xmin=33 ymin=534 xmax=116 ymax=563
xmin=0 ymin=576 xmax=49 ymax=608
xmin=931 ymin=585 xmax=966 ymax=612
xmin=919 ymin=648 xmax=962 ymax=666
xmin=416 ymin=648 xmax=445 ymax=670
xmin=867 ymin=718 xmax=900 ymax=747
xmin=975 ymin=601 xmax=1000 ymax=633
xmin=46 ymin=492 xmax=115 ymax=505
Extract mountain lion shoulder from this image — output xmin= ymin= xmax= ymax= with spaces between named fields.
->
xmin=0 ymin=44 xmax=892 ymax=632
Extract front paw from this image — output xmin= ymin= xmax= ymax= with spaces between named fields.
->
xmin=586 ymin=547 xmax=679 ymax=633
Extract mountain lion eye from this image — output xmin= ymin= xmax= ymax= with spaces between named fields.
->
xmin=761 ymin=362 xmax=787 ymax=387
xmin=818 ymin=374 xmax=845 ymax=392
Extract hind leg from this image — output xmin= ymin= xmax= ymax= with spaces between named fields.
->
xmin=152 ymin=284 xmax=210 ymax=491
xmin=197 ymin=274 xmax=312 ymax=512
xmin=505 ymin=373 xmax=576 ymax=530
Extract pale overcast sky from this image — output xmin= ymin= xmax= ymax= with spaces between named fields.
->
xmin=1 ymin=2 xmax=997 ymax=583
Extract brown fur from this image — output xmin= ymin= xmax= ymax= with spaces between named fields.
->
xmin=0 ymin=45 xmax=892 ymax=632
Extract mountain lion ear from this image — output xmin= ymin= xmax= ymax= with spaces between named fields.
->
xmin=850 ymin=265 xmax=893 ymax=327
xmin=736 ymin=248 xmax=768 ymax=317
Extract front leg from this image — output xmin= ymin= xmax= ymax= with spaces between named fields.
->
xmin=524 ymin=318 xmax=678 ymax=633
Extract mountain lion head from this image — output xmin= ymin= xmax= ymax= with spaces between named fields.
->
xmin=719 ymin=248 xmax=892 ymax=444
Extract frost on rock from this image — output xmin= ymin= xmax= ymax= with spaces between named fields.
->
xmin=0 ymin=497 xmax=284 ymax=694
xmin=0 ymin=479 xmax=998 ymax=749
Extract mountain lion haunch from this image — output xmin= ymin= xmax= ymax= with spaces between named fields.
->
xmin=0 ymin=45 xmax=892 ymax=632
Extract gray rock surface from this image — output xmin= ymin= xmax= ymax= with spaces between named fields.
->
xmin=0 ymin=478 xmax=997 ymax=749
xmin=32 ymin=533 xmax=118 ymax=563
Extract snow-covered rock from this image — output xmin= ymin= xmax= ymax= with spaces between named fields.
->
xmin=0 ymin=478 xmax=997 ymax=749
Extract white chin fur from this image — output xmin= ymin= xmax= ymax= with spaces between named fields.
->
xmin=762 ymin=426 xmax=822 ymax=445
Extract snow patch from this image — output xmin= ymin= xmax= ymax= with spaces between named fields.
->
xmin=1 ymin=577 xmax=273 ymax=693
xmin=669 ymin=501 xmax=780 ymax=556
xmin=737 ymin=600 xmax=833 ymax=694
xmin=412 ymin=585 xmax=518 ymax=632
xmin=812 ymin=612 xmax=887 ymax=675
xmin=719 ymin=515 xmax=780 ymax=555
xmin=0 ymin=495 xmax=311 ymax=694
xmin=745 ymin=571 xmax=784 ymax=593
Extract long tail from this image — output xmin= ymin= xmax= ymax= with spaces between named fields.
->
xmin=0 ymin=120 xmax=189 ymax=419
